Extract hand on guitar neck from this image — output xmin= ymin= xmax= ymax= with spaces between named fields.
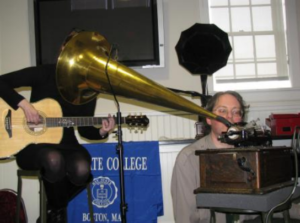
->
xmin=99 ymin=114 xmax=115 ymax=137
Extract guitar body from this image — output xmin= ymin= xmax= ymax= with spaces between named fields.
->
xmin=0 ymin=98 xmax=63 ymax=158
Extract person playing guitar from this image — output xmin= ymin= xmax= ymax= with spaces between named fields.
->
xmin=0 ymin=30 xmax=115 ymax=223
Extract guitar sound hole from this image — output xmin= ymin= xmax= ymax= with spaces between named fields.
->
xmin=24 ymin=113 xmax=47 ymax=136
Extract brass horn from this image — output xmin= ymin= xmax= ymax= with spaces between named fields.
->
xmin=56 ymin=31 xmax=231 ymax=127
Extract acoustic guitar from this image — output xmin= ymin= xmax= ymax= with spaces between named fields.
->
xmin=0 ymin=98 xmax=149 ymax=159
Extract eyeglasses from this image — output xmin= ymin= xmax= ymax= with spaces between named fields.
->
xmin=213 ymin=107 xmax=243 ymax=118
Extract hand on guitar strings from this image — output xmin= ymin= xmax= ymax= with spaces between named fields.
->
xmin=18 ymin=99 xmax=40 ymax=124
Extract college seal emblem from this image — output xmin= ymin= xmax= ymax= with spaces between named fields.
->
xmin=91 ymin=176 xmax=118 ymax=208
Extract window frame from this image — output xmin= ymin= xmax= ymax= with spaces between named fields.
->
xmin=199 ymin=0 xmax=300 ymax=94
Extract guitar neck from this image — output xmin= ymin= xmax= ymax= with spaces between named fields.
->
xmin=45 ymin=117 xmax=124 ymax=128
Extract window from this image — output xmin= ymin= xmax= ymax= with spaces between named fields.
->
xmin=203 ymin=0 xmax=291 ymax=91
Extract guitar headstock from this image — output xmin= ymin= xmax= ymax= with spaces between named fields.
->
xmin=125 ymin=115 xmax=149 ymax=127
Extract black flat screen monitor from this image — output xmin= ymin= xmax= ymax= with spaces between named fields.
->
xmin=34 ymin=0 xmax=164 ymax=68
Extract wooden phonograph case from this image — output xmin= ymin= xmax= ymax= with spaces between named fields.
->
xmin=195 ymin=146 xmax=293 ymax=194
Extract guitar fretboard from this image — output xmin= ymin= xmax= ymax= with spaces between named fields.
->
xmin=45 ymin=117 xmax=125 ymax=128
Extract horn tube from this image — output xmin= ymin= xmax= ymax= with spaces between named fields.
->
xmin=56 ymin=31 xmax=231 ymax=127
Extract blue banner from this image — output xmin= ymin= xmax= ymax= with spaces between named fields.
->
xmin=68 ymin=141 xmax=163 ymax=223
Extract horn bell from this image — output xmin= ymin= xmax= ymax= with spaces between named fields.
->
xmin=56 ymin=31 xmax=230 ymax=125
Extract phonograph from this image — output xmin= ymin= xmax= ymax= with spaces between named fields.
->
xmin=194 ymin=120 xmax=294 ymax=194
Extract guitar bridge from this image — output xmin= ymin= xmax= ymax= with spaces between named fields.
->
xmin=5 ymin=109 xmax=12 ymax=138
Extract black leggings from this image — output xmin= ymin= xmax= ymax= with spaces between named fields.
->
xmin=16 ymin=143 xmax=92 ymax=209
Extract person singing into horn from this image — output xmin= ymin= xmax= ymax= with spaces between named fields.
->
xmin=0 ymin=31 xmax=115 ymax=223
xmin=171 ymin=91 xmax=248 ymax=223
